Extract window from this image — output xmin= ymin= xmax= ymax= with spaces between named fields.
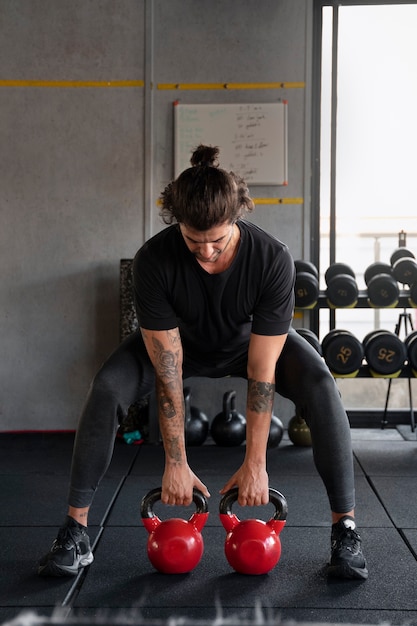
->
xmin=313 ymin=1 xmax=417 ymax=411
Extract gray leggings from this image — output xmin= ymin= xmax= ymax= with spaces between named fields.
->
xmin=69 ymin=328 xmax=355 ymax=513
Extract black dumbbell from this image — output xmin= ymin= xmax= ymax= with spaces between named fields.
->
xmin=321 ymin=329 xmax=364 ymax=377
xmin=364 ymin=262 xmax=399 ymax=308
xmin=404 ymin=331 xmax=417 ymax=376
xmin=363 ymin=329 xmax=407 ymax=377
xmin=409 ymin=282 xmax=417 ymax=308
xmin=295 ymin=328 xmax=322 ymax=356
xmin=390 ymin=248 xmax=417 ymax=286
xmin=325 ymin=263 xmax=358 ymax=308
xmin=294 ymin=260 xmax=319 ymax=309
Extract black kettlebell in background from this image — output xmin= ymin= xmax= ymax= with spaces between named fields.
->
xmin=268 ymin=414 xmax=284 ymax=448
xmin=210 ymin=390 xmax=246 ymax=447
xmin=184 ymin=387 xmax=209 ymax=446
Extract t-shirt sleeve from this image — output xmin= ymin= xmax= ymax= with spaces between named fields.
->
xmin=132 ymin=246 xmax=178 ymax=331
xmin=251 ymin=245 xmax=295 ymax=336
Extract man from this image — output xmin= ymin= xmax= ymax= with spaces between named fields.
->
xmin=39 ymin=145 xmax=368 ymax=580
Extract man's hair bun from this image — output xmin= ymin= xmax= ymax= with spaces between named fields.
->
xmin=190 ymin=144 xmax=219 ymax=168
xmin=159 ymin=143 xmax=254 ymax=228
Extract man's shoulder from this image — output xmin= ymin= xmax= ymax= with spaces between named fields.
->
xmin=135 ymin=226 xmax=178 ymax=258
xmin=239 ymin=220 xmax=289 ymax=252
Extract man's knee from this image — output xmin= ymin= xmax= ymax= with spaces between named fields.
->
xmin=87 ymin=363 xmax=138 ymax=412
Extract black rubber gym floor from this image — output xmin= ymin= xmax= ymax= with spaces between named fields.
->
xmin=2 ymin=428 xmax=417 ymax=626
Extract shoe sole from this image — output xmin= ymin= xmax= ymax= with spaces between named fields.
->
xmin=38 ymin=552 xmax=94 ymax=577
xmin=328 ymin=562 xmax=368 ymax=580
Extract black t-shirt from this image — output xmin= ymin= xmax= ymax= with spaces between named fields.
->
xmin=133 ymin=220 xmax=295 ymax=367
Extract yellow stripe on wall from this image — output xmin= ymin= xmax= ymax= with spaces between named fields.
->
xmin=0 ymin=80 xmax=304 ymax=91
xmin=157 ymin=81 xmax=305 ymax=90
xmin=157 ymin=198 xmax=303 ymax=206
xmin=0 ymin=80 xmax=144 ymax=88
xmin=1 ymin=80 xmax=304 ymax=91
xmin=254 ymin=198 xmax=304 ymax=205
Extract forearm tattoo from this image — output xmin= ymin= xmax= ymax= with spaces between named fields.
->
xmin=248 ymin=378 xmax=275 ymax=413
xmin=167 ymin=436 xmax=182 ymax=462
xmin=159 ymin=395 xmax=176 ymax=419
xmin=152 ymin=336 xmax=182 ymax=421
xmin=152 ymin=336 xmax=179 ymax=384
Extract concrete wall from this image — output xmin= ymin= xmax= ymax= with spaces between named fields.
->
xmin=1 ymin=0 xmax=312 ymax=431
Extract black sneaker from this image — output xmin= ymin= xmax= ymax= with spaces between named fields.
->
xmin=328 ymin=516 xmax=368 ymax=580
xmin=38 ymin=519 xmax=94 ymax=577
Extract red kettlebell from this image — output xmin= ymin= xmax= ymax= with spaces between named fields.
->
xmin=219 ymin=487 xmax=287 ymax=575
xmin=140 ymin=487 xmax=209 ymax=574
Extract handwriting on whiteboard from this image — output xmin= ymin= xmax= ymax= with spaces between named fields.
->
xmin=175 ymin=103 xmax=287 ymax=185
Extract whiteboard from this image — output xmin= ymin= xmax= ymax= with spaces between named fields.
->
xmin=174 ymin=102 xmax=288 ymax=185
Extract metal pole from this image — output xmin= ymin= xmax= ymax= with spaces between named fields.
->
xmin=329 ymin=5 xmax=339 ymax=330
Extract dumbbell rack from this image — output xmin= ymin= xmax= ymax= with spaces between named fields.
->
xmin=315 ymin=288 xmax=414 ymax=310
xmin=381 ymin=310 xmax=415 ymax=431
xmin=299 ymin=290 xmax=416 ymax=431
xmin=316 ymin=288 xmax=416 ymax=380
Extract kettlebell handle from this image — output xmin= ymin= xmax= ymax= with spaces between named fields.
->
xmin=223 ymin=389 xmax=237 ymax=418
xmin=183 ymin=386 xmax=191 ymax=419
xmin=140 ymin=487 xmax=209 ymax=519
xmin=219 ymin=486 xmax=288 ymax=521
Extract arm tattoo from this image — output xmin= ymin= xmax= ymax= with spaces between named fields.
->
xmin=152 ymin=335 xmax=183 ymax=422
xmin=167 ymin=328 xmax=181 ymax=346
xmin=152 ymin=336 xmax=179 ymax=383
xmin=159 ymin=395 xmax=176 ymax=419
xmin=248 ymin=378 xmax=275 ymax=413
xmin=167 ymin=436 xmax=182 ymax=462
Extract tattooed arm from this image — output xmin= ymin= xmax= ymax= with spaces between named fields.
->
xmin=140 ymin=327 xmax=210 ymax=506
xmin=220 ymin=333 xmax=288 ymax=506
